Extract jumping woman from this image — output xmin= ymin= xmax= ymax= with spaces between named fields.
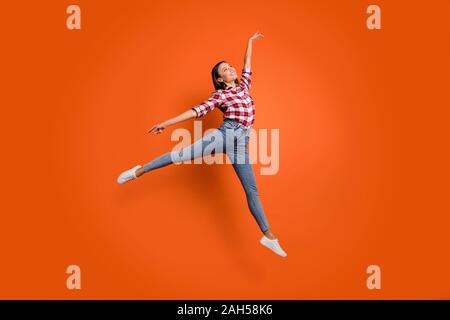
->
xmin=117 ymin=31 xmax=287 ymax=257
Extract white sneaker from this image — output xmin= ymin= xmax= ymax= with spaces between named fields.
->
xmin=117 ymin=165 xmax=142 ymax=185
xmin=260 ymin=235 xmax=287 ymax=257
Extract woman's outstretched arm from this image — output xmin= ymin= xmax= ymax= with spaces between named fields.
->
xmin=244 ymin=31 xmax=264 ymax=71
xmin=148 ymin=109 xmax=197 ymax=134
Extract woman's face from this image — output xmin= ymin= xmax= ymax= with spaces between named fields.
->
xmin=218 ymin=62 xmax=237 ymax=83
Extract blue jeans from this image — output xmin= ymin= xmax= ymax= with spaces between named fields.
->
xmin=143 ymin=118 xmax=270 ymax=233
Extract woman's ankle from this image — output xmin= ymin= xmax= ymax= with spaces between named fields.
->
xmin=263 ymin=229 xmax=276 ymax=240
xmin=136 ymin=167 xmax=145 ymax=177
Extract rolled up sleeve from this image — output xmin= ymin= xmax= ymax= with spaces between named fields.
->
xmin=240 ymin=69 xmax=252 ymax=91
xmin=192 ymin=92 xmax=223 ymax=118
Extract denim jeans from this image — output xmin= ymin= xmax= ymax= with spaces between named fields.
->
xmin=143 ymin=118 xmax=270 ymax=233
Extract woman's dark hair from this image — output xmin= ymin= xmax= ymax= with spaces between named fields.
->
xmin=211 ymin=60 xmax=239 ymax=91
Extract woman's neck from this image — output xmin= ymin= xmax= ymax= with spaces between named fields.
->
xmin=224 ymin=81 xmax=237 ymax=89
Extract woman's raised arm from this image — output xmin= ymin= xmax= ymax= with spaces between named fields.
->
xmin=244 ymin=31 xmax=264 ymax=71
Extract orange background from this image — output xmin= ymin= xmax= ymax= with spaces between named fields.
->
xmin=1 ymin=0 xmax=449 ymax=299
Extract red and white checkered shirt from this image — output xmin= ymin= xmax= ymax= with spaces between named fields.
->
xmin=192 ymin=69 xmax=255 ymax=128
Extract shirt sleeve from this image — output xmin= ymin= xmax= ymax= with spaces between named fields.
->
xmin=191 ymin=92 xmax=223 ymax=118
xmin=240 ymin=68 xmax=252 ymax=91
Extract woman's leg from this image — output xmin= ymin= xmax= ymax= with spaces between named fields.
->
xmin=230 ymin=133 xmax=287 ymax=257
xmin=138 ymin=129 xmax=225 ymax=176
xmin=230 ymin=134 xmax=272 ymax=236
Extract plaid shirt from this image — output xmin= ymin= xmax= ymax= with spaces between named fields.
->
xmin=192 ymin=69 xmax=255 ymax=128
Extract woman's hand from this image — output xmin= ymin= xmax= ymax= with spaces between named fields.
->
xmin=248 ymin=31 xmax=264 ymax=42
xmin=148 ymin=123 xmax=166 ymax=134
xmin=147 ymin=109 xmax=196 ymax=135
